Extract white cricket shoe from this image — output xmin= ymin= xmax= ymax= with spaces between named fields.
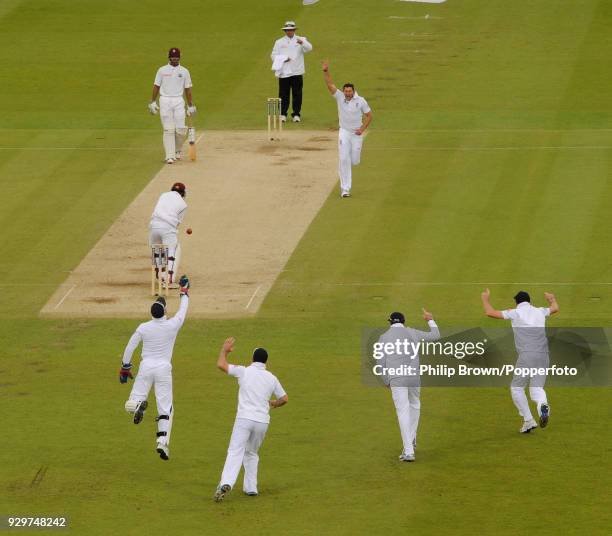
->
xmin=292 ymin=115 xmax=301 ymax=122
xmin=280 ymin=115 xmax=287 ymax=122
xmin=520 ymin=419 xmax=538 ymax=434
xmin=165 ymin=158 xmax=175 ymax=164
xmin=175 ymin=151 xmax=182 ymax=161
xmin=399 ymin=452 xmax=415 ymax=462
xmin=214 ymin=484 xmax=231 ymax=502
xmin=341 ymin=190 xmax=351 ymax=198
xmin=156 ymin=442 xmax=169 ymax=461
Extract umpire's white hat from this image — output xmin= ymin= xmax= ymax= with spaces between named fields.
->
xmin=282 ymin=21 xmax=297 ymax=30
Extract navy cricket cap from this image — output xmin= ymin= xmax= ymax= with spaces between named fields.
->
xmin=151 ymin=297 xmax=167 ymax=318
xmin=514 ymin=291 xmax=531 ymax=304
xmin=252 ymin=347 xmax=269 ymax=363
xmin=388 ymin=312 xmax=405 ymax=324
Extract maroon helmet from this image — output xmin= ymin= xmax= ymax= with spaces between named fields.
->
xmin=171 ymin=182 xmax=186 ymax=197
xmin=168 ymin=47 xmax=181 ymax=58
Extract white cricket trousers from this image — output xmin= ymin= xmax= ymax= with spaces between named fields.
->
xmin=149 ymin=223 xmax=181 ymax=284
xmin=510 ymin=352 xmax=549 ymax=422
xmin=128 ymin=362 xmax=174 ymax=446
xmin=338 ymin=128 xmax=364 ymax=193
xmin=219 ymin=418 xmax=269 ymax=493
xmin=391 ymin=386 xmax=420 ymax=456
xmin=159 ymin=96 xmax=187 ymax=160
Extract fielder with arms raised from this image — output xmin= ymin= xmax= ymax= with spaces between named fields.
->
xmin=213 ymin=338 xmax=288 ymax=502
xmin=322 ymin=60 xmax=372 ymax=198
xmin=378 ymin=309 xmax=440 ymax=462
xmin=481 ymin=289 xmax=559 ymax=433
xmin=119 ymin=275 xmax=190 ymax=460
xmin=149 ymin=47 xmax=196 ymax=164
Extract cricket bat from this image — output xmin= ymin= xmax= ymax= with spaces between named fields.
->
xmin=187 ymin=115 xmax=197 ymax=161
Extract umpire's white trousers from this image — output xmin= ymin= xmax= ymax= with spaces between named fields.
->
xmin=149 ymin=222 xmax=181 ymax=284
xmin=338 ymin=128 xmax=364 ymax=193
xmin=159 ymin=96 xmax=187 ymax=160
xmin=391 ymin=386 xmax=420 ymax=456
xmin=128 ymin=362 xmax=174 ymax=446
xmin=219 ymin=418 xmax=269 ymax=493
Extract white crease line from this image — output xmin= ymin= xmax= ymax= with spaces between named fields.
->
xmin=372 ymin=128 xmax=612 ymax=133
xmin=245 ymin=284 xmax=263 ymax=310
xmin=54 ymin=284 xmax=76 ymax=309
xmin=196 ymin=133 xmax=204 ymax=144
xmin=369 ymin=146 xmax=612 ymax=151
xmin=0 ymin=147 xmax=157 ymax=151
xmin=277 ymin=282 xmax=612 ymax=287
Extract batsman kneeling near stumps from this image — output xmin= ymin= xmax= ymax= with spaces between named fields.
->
xmin=120 ymin=275 xmax=190 ymax=461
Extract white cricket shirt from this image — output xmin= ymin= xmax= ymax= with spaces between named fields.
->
xmin=122 ymin=295 xmax=189 ymax=367
xmin=333 ymin=89 xmax=371 ymax=132
xmin=502 ymin=302 xmax=550 ymax=355
xmin=228 ymin=362 xmax=286 ymax=424
xmin=154 ymin=64 xmax=193 ymax=97
xmin=150 ymin=191 xmax=187 ymax=229
xmin=270 ymin=35 xmax=313 ymax=77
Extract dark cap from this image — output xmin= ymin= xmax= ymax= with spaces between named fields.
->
xmin=514 ymin=291 xmax=531 ymax=304
xmin=171 ymin=182 xmax=186 ymax=197
xmin=168 ymin=47 xmax=181 ymax=58
xmin=252 ymin=347 xmax=268 ymax=363
xmin=151 ymin=297 xmax=166 ymax=318
xmin=388 ymin=312 xmax=405 ymax=324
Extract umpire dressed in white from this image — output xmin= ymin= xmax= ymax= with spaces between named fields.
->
xmin=119 ymin=276 xmax=190 ymax=461
xmin=214 ymin=338 xmax=288 ymax=502
xmin=378 ymin=310 xmax=440 ymax=462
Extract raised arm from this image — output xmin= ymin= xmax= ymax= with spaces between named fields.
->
xmin=481 ymin=288 xmax=505 ymax=319
xmin=217 ymin=337 xmax=235 ymax=374
xmin=322 ymin=60 xmax=337 ymax=95
xmin=544 ymin=292 xmax=559 ymax=315
xmin=412 ymin=308 xmax=441 ymax=341
xmin=168 ymin=292 xmax=189 ymax=329
xmin=297 ymin=36 xmax=313 ymax=53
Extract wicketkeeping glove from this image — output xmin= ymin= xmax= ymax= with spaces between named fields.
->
xmin=119 ymin=363 xmax=133 ymax=384
xmin=179 ymin=274 xmax=190 ymax=296
xmin=187 ymin=105 xmax=197 ymax=116
xmin=148 ymin=102 xmax=159 ymax=115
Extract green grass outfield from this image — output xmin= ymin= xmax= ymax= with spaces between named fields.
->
xmin=1 ymin=0 xmax=611 ymax=534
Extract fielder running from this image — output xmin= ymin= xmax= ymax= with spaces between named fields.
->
xmin=149 ymin=47 xmax=196 ymax=164
xmin=149 ymin=182 xmax=187 ymax=288
xmin=481 ymin=289 xmax=559 ymax=433
xmin=213 ymin=338 xmax=288 ymax=502
xmin=119 ymin=276 xmax=190 ymax=460
xmin=322 ymin=60 xmax=372 ymax=198
xmin=378 ymin=309 xmax=440 ymax=462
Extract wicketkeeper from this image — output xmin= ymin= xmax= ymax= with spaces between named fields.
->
xmin=119 ymin=275 xmax=190 ymax=460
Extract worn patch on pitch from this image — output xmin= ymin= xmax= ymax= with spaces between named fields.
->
xmin=41 ymin=130 xmax=338 ymax=318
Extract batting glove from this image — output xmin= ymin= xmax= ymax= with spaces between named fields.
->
xmin=119 ymin=363 xmax=134 ymax=384
xmin=187 ymin=105 xmax=197 ymax=116
xmin=148 ymin=102 xmax=159 ymax=115
xmin=179 ymin=274 xmax=190 ymax=296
